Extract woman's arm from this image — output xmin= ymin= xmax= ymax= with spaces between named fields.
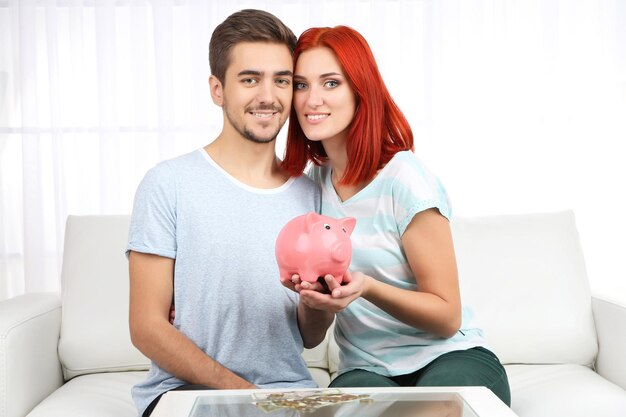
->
xmin=362 ymin=208 xmax=462 ymax=338
xmin=298 ymin=208 xmax=461 ymax=338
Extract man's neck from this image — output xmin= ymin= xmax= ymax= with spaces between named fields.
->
xmin=204 ymin=135 xmax=289 ymax=189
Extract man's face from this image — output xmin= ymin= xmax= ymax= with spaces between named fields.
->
xmin=218 ymin=42 xmax=293 ymax=144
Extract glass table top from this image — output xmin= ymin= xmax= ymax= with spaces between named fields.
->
xmin=188 ymin=389 xmax=478 ymax=417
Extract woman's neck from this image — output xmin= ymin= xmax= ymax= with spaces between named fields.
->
xmin=321 ymin=136 xmax=348 ymax=181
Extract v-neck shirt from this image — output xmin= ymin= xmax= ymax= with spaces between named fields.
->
xmin=310 ymin=150 xmax=487 ymax=377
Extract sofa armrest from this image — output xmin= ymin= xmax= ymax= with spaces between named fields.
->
xmin=592 ymin=293 xmax=626 ymax=390
xmin=0 ymin=292 xmax=64 ymax=417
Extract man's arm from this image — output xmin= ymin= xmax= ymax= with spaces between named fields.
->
xmin=280 ymin=275 xmax=333 ymax=349
xmin=296 ymin=302 xmax=334 ymax=349
xmin=282 ymin=277 xmax=334 ymax=349
xmin=128 ymin=251 xmax=255 ymax=389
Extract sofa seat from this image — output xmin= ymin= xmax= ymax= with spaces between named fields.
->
xmin=26 ymin=364 xmax=626 ymax=417
xmin=506 ymin=364 xmax=626 ymax=417
xmin=27 ymin=372 xmax=147 ymax=417
xmin=26 ymin=366 xmax=335 ymax=416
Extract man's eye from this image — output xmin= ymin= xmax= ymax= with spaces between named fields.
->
xmin=276 ymin=79 xmax=291 ymax=87
xmin=242 ymin=78 xmax=257 ymax=85
xmin=294 ymin=82 xmax=307 ymax=90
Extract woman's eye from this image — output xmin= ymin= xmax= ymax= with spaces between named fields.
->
xmin=324 ymin=80 xmax=338 ymax=88
xmin=294 ymin=82 xmax=307 ymax=90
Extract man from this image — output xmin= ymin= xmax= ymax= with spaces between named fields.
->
xmin=127 ymin=9 xmax=332 ymax=417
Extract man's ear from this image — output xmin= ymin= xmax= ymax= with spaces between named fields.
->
xmin=209 ymin=75 xmax=224 ymax=106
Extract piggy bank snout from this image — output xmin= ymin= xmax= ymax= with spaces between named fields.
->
xmin=330 ymin=241 xmax=351 ymax=262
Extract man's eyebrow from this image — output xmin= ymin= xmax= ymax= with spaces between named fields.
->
xmin=237 ymin=70 xmax=261 ymax=77
xmin=236 ymin=70 xmax=293 ymax=77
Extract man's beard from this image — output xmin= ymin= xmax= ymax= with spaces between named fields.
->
xmin=225 ymin=102 xmax=284 ymax=144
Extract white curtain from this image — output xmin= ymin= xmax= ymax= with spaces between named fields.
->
xmin=1 ymin=0 xmax=625 ymax=301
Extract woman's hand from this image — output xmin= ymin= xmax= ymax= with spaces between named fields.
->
xmin=298 ymin=270 xmax=368 ymax=313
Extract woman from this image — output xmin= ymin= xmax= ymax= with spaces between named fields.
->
xmin=281 ymin=26 xmax=511 ymax=406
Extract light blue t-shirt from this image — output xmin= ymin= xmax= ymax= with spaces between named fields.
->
xmin=310 ymin=150 xmax=487 ymax=377
xmin=128 ymin=149 xmax=320 ymax=415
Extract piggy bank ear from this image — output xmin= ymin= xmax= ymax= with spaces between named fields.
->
xmin=341 ymin=217 xmax=357 ymax=235
xmin=304 ymin=212 xmax=321 ymax=230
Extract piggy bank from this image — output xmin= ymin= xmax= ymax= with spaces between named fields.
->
xmin=275 ymin=212 xmax=357 ymax=284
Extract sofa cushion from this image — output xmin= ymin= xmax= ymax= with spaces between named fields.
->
xmin=452 ymin=211 xmax=597 ymax=366
xmin=302 ymin=321 xmax=331 ymax=387
xmin=26 ymin=372 xmax=146 ymax=417
xmin=506 ymin=364 xmax=626 ymax=417
xmin=58 ymin=216 xmax=149 ymax=380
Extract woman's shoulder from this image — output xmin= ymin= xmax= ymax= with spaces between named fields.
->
xmin=384 ymin=150 xmax=439 ymax=182
xmin=385 ymin=151 xmax=452 ymax=220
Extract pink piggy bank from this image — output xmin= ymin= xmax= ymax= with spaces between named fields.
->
xmin=276 ymin=212 xmax=357 ymax=284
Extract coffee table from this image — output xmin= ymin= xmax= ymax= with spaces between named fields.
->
xmin=151 ymin=386 xmax=518 ymax=417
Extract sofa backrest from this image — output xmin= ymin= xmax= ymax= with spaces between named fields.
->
xmin=58 ymin=215 xmax=148 ymax=380
xmin=451 ymin=211 xmax=597 ymax=366
xmin=58 ymin=211 xmax=598 ymax=380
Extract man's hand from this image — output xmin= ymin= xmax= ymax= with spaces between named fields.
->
xmin=280 ymin=274 xmax=327 ymax=293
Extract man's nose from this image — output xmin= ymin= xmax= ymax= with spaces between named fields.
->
xmin=257 ymin=81 xmax=275 ymax=104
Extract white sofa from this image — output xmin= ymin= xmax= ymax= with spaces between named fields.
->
xmin=1 ymin=211 xmax=626 ymax=417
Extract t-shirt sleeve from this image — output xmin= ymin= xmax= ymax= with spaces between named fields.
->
xmin=393 ymin=155 xmax=452 ymax=236
xmin=127 ymin=162 xmax=177 ymax=259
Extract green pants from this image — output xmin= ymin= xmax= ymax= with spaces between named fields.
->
xmin=329 ymin=347 xmax=511 ymax=406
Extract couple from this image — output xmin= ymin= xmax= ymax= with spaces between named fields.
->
xmin=127 ymin=9 xmax=511 ymax=417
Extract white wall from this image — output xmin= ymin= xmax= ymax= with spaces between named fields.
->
xmin=1 ymin=0 xmax=624 ymax=299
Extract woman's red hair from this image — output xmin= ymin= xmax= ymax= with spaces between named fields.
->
xmin=282 ymin=26 xmax=414 ymax=185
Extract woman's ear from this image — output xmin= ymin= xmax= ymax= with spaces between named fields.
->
xmin=209 ymin=75 xmax=223 ymax=106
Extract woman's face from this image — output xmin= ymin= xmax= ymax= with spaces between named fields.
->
xmin=293 ymin=47 xmax=357 ymax=144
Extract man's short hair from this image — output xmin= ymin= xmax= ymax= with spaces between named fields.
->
xmin=209 ymin=9 xmax=297 ymax=84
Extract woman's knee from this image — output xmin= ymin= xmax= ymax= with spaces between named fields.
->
xmin=417 ymin=347 xmax=511 ymax=406
xmin=330 ymin=369 xmax=398 ymax=388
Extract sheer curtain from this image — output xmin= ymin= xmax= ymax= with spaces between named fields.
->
xmin=1 ymin=0 xmax=625 ymax=301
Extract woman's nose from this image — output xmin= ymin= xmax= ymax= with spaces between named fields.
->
xmin=306 ymin=87 xmax=323 ymax=107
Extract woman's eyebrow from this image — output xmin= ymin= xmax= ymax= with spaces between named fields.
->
xmin=320 ymin=72 xmax=342 ymax=78
xmin=294 ymin=72 xmax=343 ymax=80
